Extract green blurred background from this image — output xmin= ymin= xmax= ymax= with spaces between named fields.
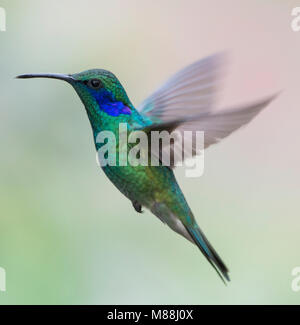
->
xmin=0 ymin=0 xmax=299 ymax=304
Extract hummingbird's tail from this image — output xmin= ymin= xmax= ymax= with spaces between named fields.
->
xmin=151 ymin=201 xmax=229 ymax=283
xmin=184 ymin=223 xmax=230 ymax=284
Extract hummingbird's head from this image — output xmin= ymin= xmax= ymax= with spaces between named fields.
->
xmin=17 ymin=69 xmax=135 ymax=131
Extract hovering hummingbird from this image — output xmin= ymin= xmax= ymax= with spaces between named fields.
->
xmin=17 ymin=54 xmax=277 ymax=283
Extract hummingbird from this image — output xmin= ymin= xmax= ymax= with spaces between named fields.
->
xmin=17 ymin=54 xmax=277 ymax=283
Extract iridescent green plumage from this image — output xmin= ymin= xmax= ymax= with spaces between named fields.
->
xmin=17 ymin=53 xmax=278 ymax=283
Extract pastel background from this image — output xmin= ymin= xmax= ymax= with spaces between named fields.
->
xmin=0 ymin=0 xmax=299 ymax=304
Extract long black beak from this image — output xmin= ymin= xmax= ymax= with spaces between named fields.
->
xmin=16 ymin=73 xmax=75 ymax=82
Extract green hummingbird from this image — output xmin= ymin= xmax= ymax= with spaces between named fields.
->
xmin=17 ymin=54 xmax=277 ymax=283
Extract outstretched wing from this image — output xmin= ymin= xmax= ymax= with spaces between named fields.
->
xmin=177 ymin=94 xmax=277 ymax=150
xmin=138 ymin=53 xmax=226 ymax=122
xmin=139 ymin=95 xmax=277 ymax=167
xmin=137 ymin=53 xmax=278 ymax=167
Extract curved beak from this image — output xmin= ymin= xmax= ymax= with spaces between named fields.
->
xmin=16 ymin=73 xmax=75 ymax=83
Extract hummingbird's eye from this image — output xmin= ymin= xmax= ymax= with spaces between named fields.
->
xmin=86 ymin=79 xmax=102 ymax=90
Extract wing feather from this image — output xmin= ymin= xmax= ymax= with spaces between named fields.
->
xmin=137 ymin=53 xmax=278 ymax=167
xmin=138 ymin=53 xmax=226 ymax=120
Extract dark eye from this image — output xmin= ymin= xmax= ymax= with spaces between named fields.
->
xmin=86 ymin=78 xmax=102 ymax=90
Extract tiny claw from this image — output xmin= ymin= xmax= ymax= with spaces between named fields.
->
xmin=132 ymin=200 xmax=143 ymax=213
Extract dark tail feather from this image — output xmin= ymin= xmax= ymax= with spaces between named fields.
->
xmin=184 ymin=224 xmax=230 ymax=284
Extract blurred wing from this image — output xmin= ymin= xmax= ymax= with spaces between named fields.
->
xmin=143 ymin=94 xmax=278 ymax=167
xmin=183 ymin=94 xmax=277 ymax=150
xmin=138 ymin=53 xmax=226 ymax=122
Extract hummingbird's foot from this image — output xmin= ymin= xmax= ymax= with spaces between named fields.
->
xmin=132 ymin=200 xmax=143 ymax=213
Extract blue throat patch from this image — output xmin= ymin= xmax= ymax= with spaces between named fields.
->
xmin=88 ymin=88 xmax=131 ymax=117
